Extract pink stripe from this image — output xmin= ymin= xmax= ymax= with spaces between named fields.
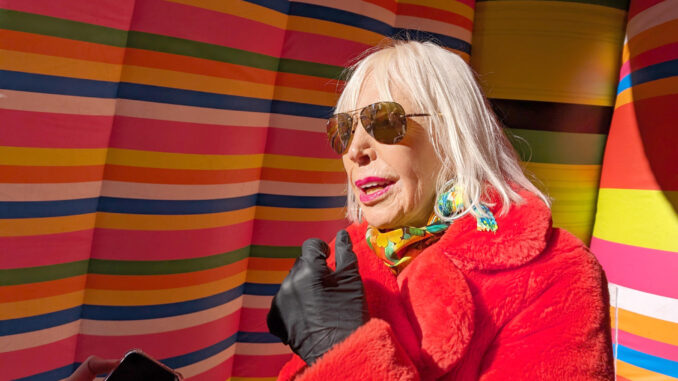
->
xmin=617 ymin=329 xmax=678 ymax=362
xmin=0 ymin=230 xmax=94 ymax=269
xmin=0 ymin=109 xmax=113 ymax=148
xmin=619 ymin=42 xmax=678 ymax=79
xmin=75 ymin=310 xmax=240 ymax=360
xmin=0 ymin=335 xmax=77 ymax=380
xmin=265 ymin=127 xmax=336 ymax=158
xmin=231 ymin=354 xmax=292 ymax=377
xmin=590 ymin=237 xmax=678 ymax=298
xmin=238 ymin=308 xmax=269 ymax=332
xmin=109 ymin=116 xmax=267 ymax=155
xmin=280 ymin=30 xmax=371 ymax=67
xmin=91 ymin=221 xmax=254 ymax=260
xmin=251 ymin=219 xmax=347 ymax=246
xmin=187 ymin=355 xmax=234 ymax=381
xmin=130 ymin=0 xmax=285 ymax=57
xmin=2 ymin=0 xmax=135 ymax=29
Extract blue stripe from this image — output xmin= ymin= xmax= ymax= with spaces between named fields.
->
xmin=15 ymin=364 xmax=75 ymax=381
xmin=0 ymin=70 xmax=332 ymax=118
xmin=81 ymin=285 xmax=244 ymax=320
xmin=237 ymin=331 xmax=281 ymax=343
xmin=0 ymin=194 xmax=345 ymax=218
xmin=0 ymin=70 xmax=119 ymax=98
xmin=243 ymin=0 xmax=290 ymax=14
xmin=617 ymin=59 xmax=678 ymax=93
xmin=244 ymin=282 xmax=281 ymax=296
xmin=0 ymin=306 xmax=82 ymax=336
xmin=617 ymin=344 xmax=678 ymax=378
xmin=162 ymin=333 xmax=238 ymax=369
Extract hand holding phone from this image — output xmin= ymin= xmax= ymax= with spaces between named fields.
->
xmin=104 ymin=350 xmax=182 ymax=381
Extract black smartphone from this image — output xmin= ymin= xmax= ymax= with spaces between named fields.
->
xmin=104 ymin=349 xmax=183 ymax=381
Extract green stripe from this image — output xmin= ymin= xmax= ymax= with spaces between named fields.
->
xmin=1 ymin=10 xmax=344 ymax=79
xmin=0 ymin=260 xmax=89 ymax=286
xmin=0 ymin=9 xmax=129 ymax=47
xmin=475 ymin=0 xmax=629 ymax=11
xmin=250 ymin=245 xmax=301 ymax=258
xmin=506 ymin=128 xmax=607 ymax=164
xmin=89 ymin=247 xmax=251 ymax=275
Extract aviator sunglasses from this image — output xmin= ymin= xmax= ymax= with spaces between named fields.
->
xmin=326 ymin=101 xmax=432 ymax=155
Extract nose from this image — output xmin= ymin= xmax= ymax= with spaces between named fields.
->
xmin=344 ymin=119 xmax=376 ymax=166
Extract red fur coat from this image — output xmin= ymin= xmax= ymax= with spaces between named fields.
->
xmin=277 ymin=190 xmax=614 ymax=380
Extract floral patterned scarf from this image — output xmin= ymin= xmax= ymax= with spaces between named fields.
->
xmin=365 ymin=186 xmax=498 ymax=274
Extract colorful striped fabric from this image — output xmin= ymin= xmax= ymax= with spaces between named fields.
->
xmin=0 ymin=0 xmax=474 ymax=379
xmin=471 ymin=0 xmax=628 ymax=243
xmin=591 ymin=0 xmax=678 ymax=379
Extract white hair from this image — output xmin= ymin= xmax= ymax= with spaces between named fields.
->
xmin=336 ymin=39 xmax=550 ymax=223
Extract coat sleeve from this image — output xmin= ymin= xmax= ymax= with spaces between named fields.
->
xmin=277 ymin=318 xmax=420 ymax=381
xmin=477 ymin=244 xmax=615 ymax=380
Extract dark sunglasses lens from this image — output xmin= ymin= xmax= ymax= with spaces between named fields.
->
xmin=326 ymin=113 xmax=353 ymax=154
xmin=361 ymin=102 xmax=407 ymax=144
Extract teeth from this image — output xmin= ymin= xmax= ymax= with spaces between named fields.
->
xmin=365 ymin=186 xmax=384 ymax=194
xmin=359 ymin=181 xmax=389 ymax=190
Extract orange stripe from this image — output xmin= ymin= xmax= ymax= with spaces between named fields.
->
xmin=104 ymin=165 xmax=261 ymax=184
xmin=0 ymin=165 xmax=104 ymax=183
xmin=86 ymin=259 xmax=248 ymax=290
xmin=248 ymin=257 xmax=296 ymax=271
xmin=0 ymin=30 xmax=125 ymax=64
xmin=622 ymin=19 xmax=678 ymax=62
xmin=0 ymin=275 xmax=87 ymax=303
xmin=260 ymin=167 xmax=346 ymax=184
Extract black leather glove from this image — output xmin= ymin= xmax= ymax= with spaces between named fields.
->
xmin=267 ymin=230 xmax=368 ymax=365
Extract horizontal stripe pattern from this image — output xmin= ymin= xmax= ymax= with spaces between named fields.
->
xmin=593 ymin=1 xmax=678 ymax=379
xmin=0 ymin=0 xmax=473 ymax=380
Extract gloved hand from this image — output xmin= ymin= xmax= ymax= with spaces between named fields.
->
xmin=267 ymin=230 xmax=368 ymax=365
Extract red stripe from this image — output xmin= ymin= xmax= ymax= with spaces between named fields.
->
xmin=620 ymin=42 xmax=678 ymax=79
xmin=590 ymin=237 xmax=678 ymax=299
xmin=130 ymin=0 xmax=285 ymax=57
xmin=0 ymin=109 xmax=113 ymax=148
xmin=75 ymin=310 xmax=240 ymax=360
xmin=2 ymin=0 xmax=135 ymax=29
xmin=618 ymin=329 xmax=678 ymax=362
xmin=265 ymin=127 xmax=337 ymax=158
xmin=397 ymin=4 xmax=473 ymax=31
xmin=109 ymin=116 xmax=267 ymax=155
xmin=251 ymin=219 xmax=347 ymax=246
xmin=91 ymin=221 xmax=254 ymax=261
xmin=0 ymin=230 xmax=94 ymax=269
xmin=628 ymin=0 xmax=663 ymax=20
xmin=238 ymin=308 xmax=269 ymax=332
xmin=365 ymin=0 xmax=397 ymax=13
xmin=231 ymin=354 xmax=292 ymax=377
xmin=280 ymin=30 xmax=371 ymax=67
xmin=0 ymin=335 xmax=77 ymax=380
xmin=600 ymin=94 xmax=678 ymax=191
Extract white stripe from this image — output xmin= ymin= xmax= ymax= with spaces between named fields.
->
xmin=627 ymin=0 xmax=678 ymax=40
xmin=242 ymin=295 xmax=274 ymax=309
xmin=608 ymin=282 xmax=678 ymax=324
xmin=235 ymin=342 xmax=291 ymax=356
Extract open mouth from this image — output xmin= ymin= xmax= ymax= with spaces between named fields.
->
xmin=355 ymin=177 xmax=396 ymax=203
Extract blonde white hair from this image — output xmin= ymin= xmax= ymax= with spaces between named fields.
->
xmin=336 ymin=39 xmax=550 ymax=223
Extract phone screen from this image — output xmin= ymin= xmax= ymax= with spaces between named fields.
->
xmin=105 ymin=352 xmax=178 ymax=381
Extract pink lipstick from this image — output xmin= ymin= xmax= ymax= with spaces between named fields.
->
xmin=355 ymin=176 xmax=396 ymax=204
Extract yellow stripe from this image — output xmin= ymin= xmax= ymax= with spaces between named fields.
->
xmin=286 ymin=15 xmax=386 ymax=47
xmin=612 ymin=306 xmax=678 ymax=346
xmin=0 ymin=214 xmax=95 ymax=237
xmin=594 ymin=189 xmax=678 ymax=252
xmin=84 ymin=271 xmax=247 ymax=305
xmin=166 ymin=0 xmax=288 ymax=29
xmin=255 ymin=206 xmax=345 ymax=221
xmin=0 ymin=146 xmax=107 ymax=166
xmin=245 ymin=270 xmax=288 ymax=284
xmin=0 ymin=290 xmax=84 ymax=319
xmin=95 ymin=208 xmax=256 ymax=230
xmin=0 ymin=49 xmax=123 ymax=82
xmin=617 ymin=359 xmax=673 ymax=380
xmin=471 ymin=1 xmax=625 ymax=106
xmin=524 ymin=162 xmax=601 ymax=185
xmin=615 ymin=76 xmax=678 ymax=108
xmin=397 ymin=0 xmax=474 ymax=21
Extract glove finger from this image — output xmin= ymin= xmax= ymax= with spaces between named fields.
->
xmin=300 ymin=238 xmax=330 ymax=271
xmin=334 ymin=230 xmax=358 ymax=272
xmin=266 ymin=297 xmax=289 ymax=344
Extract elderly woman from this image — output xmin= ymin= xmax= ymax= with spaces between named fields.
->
xmin=266 ymin=40 xmax=614 ymax=380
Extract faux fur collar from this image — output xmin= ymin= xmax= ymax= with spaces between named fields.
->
xmin=329 ymin=188 xmax=553 ymax=377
